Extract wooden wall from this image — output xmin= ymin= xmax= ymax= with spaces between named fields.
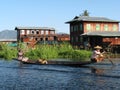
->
xmin=83 ymin=22 xmax=119 ymax=33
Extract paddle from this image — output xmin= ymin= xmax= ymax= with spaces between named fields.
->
xmin=102 ymin=50 xmax=114 ymax=65
xmin=107 ymin=56 xmax=114 ymax=65
xmin=104 ymin=52 xmax=114 ymax=65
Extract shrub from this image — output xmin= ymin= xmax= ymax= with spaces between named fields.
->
xmin=0 ymin=43 xmax=17 ymax=60
xmin=0 ymin=43 xmax=92 ymax=61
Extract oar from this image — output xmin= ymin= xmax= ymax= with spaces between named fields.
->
xmin=107 ymin=55 xmax=114 ymax=65
xmin=103 ymin=51 xmax=114 ymax=65
xmin=108 ymin=58 xmax=114 ymax=65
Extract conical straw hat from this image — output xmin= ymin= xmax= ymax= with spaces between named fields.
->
xmin=94 ymin=45 xmax=102 ymax=49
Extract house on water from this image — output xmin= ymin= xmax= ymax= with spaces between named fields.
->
xmin=15 ymin=27 xmax=70 ymax=47
xmin=66 ymin=16 xmax=120 ymax=53
xmin=15 ymin=27 xmax=56 ymax=47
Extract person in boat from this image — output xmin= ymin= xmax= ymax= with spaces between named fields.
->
xmin=38 ymin=59 xmax=48 ymax=64
xmin=17 ymin=49 xmax=29 ymax=62
xmin=91 ymin=45 xmax=104 ymax=63
xmin=17 ymin=49 xmax=24 ymax=61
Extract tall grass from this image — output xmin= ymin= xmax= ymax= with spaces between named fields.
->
xmin=0 ymin=43 xmax=92 ymax=61
xmin=25 ymin=45 xmax=58 ymax=60
xmin=0 ymin=43 xmax=17 ymax=60
xmin=25 ymin=43 xmax=92 ymax=61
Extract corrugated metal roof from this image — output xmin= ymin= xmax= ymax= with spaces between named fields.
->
xmin=15 ymin=27 xmax=55 ymax=30
xmin=66 ymin=16 xmax=120 ymax=23
xmin=81 ymin=31 xmax=120 ymax=37
xmin=0 ymin=30 xmax=17 ymax=41
xmin=0 ymin=39 xmax=17 ymax=42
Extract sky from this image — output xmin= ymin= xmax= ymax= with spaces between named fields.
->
xmin=0 ymin=0 xmax=120 ymax=34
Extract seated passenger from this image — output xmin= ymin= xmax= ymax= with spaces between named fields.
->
xmin=22 ymin=57 xmax=29 ymax=62
xmin=38 ymin=59 xmax=48 ymax=64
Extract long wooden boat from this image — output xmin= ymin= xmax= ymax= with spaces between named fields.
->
xmin=13 ymin=58 xmax=93 ymax=66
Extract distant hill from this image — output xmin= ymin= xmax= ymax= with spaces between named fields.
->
xmin=0 ymin=30 xmax=17 ymax=41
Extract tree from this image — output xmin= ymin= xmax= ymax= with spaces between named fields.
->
xmin=80 ymin=10 xmax=90 ymax=16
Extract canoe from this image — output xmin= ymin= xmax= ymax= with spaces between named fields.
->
xmin=13 ymin=58 xmax=93 ymax=66
xmin=47 ymin=60 xmax=93 ymax=66
xmin=14 ymin=58 xmax=44 ymax=65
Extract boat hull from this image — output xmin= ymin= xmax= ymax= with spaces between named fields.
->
xmin=13 ymin=58 xmax=93 ymax=66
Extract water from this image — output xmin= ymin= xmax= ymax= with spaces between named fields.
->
xmin=0 ymin=59 xmax=120 ymax=90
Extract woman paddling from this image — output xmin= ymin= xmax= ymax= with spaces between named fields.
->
xmin=91 ymin=45 xmax=104 ymax=63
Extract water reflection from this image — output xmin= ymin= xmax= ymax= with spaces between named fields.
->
xmin=91 ymin=67 xmax=105 ymax=74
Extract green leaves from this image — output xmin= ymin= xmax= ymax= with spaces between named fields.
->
xmin=0 ymin=43 xmax=17 ymax=60
xmin=0 ymin=42 xmax=92 ymax=61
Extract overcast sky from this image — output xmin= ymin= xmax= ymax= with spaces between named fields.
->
xmin=0 ymin=0 xmax=120 ymax=33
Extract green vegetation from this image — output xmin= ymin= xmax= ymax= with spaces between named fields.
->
xmin=25 ymin=45 xmax=59 ymax=60
xmin=0 ymin=43 xmax=17 ymax=60
xmin=0 ymin=43 xmax=92 ymax=61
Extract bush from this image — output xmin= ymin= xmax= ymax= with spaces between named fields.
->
xmin=23 ymin=43 xmax=92 ymax=61
xmin=0 ymin=43 xmax=92 ymax=61
xmin=0 ymin=43 xmax=17 ymax=60
xmin=72 ymin=50 xmax=92 ymax=60
xmin=25 ymin=45 xmax=58 ymax=60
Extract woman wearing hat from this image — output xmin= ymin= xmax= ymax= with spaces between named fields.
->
xmin=91 ymin=45 xmax=104 ymax=63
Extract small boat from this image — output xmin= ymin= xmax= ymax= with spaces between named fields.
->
xmin=13 ymin=58 xmax=46 ymax=65
xmin=13 ymin=58 xmax=93 ymax=66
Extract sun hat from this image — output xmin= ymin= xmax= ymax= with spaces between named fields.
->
xmin=94 ymin=45 xmax=102 ymax=49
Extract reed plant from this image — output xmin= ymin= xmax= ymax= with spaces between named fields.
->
xmin=0 ymin=43 xmax=17 ymax=60
xmin=72 ymin=50 xmax=92 ymax=61
xmin=0 ymin=42 xmax=92 ymax=61
xmin=25 ymin=44 xmax=58 ymax=60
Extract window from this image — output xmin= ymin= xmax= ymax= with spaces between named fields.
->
xmin=71 ymin=37 xmax=74 ymax=43
xmin=76 ymin=25 xmax=78 ymax=31
xmin=36 ymin=30 xmax=39 ymax=34
xmin=80 ymin=24 xmax=83 ymax=31
xmin=74 ymin=25 xmax=78 ymax=31
xmin=46 ymin=31 xmax=48 ymax=35
xmin=31 ymin=30 xmax=35 ymax=34
xmin=104 ymin=24 xmax=108 ymax=31
xmin=41 ymin=30 xmax=44 ymax=35
xmin=50 ymin=31 xmax=54 ymax=34
xmin=73 ymin=25 xmax=75 ymax=31
xmin=96 ymin=24 xmax=100 ymax=31
xmin=79 ymin=36 xmax=83 ymax=43
xmin=113 ymin=24 xmax=117 ymax=31
xmin=40 ymin=38 xmax=43 ymax=41
xmin=70 ymin=26 xmax=73 ymax=32
xmin=20 ymin=30 xmax=25 ymax=35
xmin=76 ymin=37 xmax=78 ymax=42
xmin=45 ymin=38 xmax=48 ymax=41
xmin=26 ymin=30 xmax=30 ymax=34
xmin=86 ymin=24 xmax=91 ymax=31
xmin=35 ymin=38 xmax=38 ymax=41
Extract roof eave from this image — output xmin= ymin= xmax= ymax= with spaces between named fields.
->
xmin=81 ymin=31 xmax=120 ymax=37
xmin=66 ymin=19 xmax=120 ymax=23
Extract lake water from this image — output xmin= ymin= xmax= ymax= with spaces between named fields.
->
xmin=0 ymin=59 xmax=120 ymax=90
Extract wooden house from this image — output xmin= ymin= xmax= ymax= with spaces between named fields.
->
xmin=15 ymin=27 xmax=56 ymax=47
xmin=56 ymin=33 xmax=70 ymax=43
xmin=66 ymin=16 xmax=120 ymax=52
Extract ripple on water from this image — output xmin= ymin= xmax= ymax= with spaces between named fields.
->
xmin=0 ymin=59 xmax=120 ymax=90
